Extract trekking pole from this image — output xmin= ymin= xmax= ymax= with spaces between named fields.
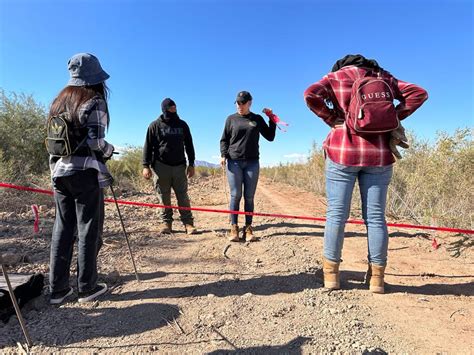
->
xmin=1 ymin=264 xmax=33 ymax=348
xmin=109 ymin=184 xmax=140 ymax=281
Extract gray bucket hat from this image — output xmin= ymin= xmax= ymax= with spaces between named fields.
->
xmin=67 ymin=53 xmax=110 ymax=86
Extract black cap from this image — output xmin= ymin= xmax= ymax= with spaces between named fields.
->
xmin=235 ymin=91 xmax=252 ymax=104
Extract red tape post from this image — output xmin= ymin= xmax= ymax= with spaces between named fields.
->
xmin=1 ymin=182 xmax=473 ymax=235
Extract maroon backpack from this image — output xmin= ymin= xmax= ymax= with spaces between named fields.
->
xmin=346 ymin=72 xmax=399 ymax=134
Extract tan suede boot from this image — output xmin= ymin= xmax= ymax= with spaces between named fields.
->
xmin=185 ymin=224 xmax=197 ymax=235
xmin=228 ymin=225 xmax=240 ymax=242
xmin=159 ymin=222 xmax=172 ymax=234
xmin=323 ymin=257 xmax=340 ymax=290
xmin=244 ymin=225 xmax=257 ymax=242
xmin=368 ymin=263 xmax=386 ymax=294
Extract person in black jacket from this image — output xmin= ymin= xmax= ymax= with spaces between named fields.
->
xmin=220 ymin=91 xmax=276 ymax=242
xmin=142 ymin=98 xmax=196 ymax=234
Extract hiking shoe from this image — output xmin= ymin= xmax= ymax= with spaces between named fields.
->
xmin=228 ymin=225 xmax=240 ymax=242
xmin=78 ymin=283 xmax=108 ymax=303
xmin=159 ymin=222 xmax=172 ymax=234
xmin=244 ymin=225 xmax=257 ymax=242
xmin=50 ymin=287 xmax=74 ymax=305
xmin=185 ymin=224 xmax=197 ymax=235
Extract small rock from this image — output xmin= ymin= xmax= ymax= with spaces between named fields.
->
xmin=207 ymin=293 xmax=215 ymax=298
xmin=242 ymin=292 xmax=253 ymax=298
xmin=352 ymin=341 xmax=361 ymax=348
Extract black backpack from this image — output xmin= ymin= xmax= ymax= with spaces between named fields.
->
xmin=45 ymin=113 xmax=89 ymax=157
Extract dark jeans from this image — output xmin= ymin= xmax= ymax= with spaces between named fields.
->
xmin=152 ymin=161 xmax=193 ymax=225
xmin=50 ymin=169 xmax=104 ymax=294
xmin=226 ymin=159 xmax=260 ymax=225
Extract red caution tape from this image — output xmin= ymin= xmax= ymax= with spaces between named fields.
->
xmin=1 ymin=182 xmax=473 ymax=235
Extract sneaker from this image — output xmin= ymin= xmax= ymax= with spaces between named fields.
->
xmin=185 ymin=224 xmax=197 ymax=235
xmin=244 ymin=225 xmax=257 ymax=242
xmin=78 ymin=283 xmax=108 ymax=303
xmin=228 ymin=225 xmax=240 ymax=242
xmin=50 ymin=287 xmax=74 ymax=305
xmin=159 ymin=222 xmax=172 ymax=234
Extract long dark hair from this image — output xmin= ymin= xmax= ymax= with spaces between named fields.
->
xmin=49 ymin=83 xmax=110 ymax=126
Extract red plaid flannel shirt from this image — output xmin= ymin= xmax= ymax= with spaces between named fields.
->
xmin=304 ymin=66 xmax=428 ymax=166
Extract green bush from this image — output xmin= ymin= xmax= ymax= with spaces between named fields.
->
xmin=389 ymin=128 xmax=473 ymax=229
xmin=107 ymin=146 xmax=149 ymax=192
xmin=0 ymin=90 xmax=49 ymax=182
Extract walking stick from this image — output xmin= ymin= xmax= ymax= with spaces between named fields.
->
xmin=1 ymin=264 xmax=33 ymax=348
xmin=109 ymin=184 xmax=140 ymax=281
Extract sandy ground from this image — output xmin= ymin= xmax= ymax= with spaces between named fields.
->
xmin=0 ymin=174 xmax=473 ymax=354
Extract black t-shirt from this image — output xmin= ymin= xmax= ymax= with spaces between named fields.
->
xmin=143 ymin=115 xmax=195 ymax=167
xmin=220 ymin=112 xmax=276 ymax=160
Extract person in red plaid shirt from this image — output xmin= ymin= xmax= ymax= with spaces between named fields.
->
xmin=304 ymin=54 xmax=428 ymax=293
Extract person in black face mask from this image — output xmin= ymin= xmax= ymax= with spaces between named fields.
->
xmin=142 ymin=98 xmax=197 ymax=235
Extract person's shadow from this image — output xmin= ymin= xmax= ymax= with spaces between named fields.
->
xmin=45 ymin=302 xmax=180 ymax=346
xmin=342 ymin=271 xmax=473 ymax=296
xmin=109 ymin=272 xmax=323 ymax=302
xmin=206 ymin=336 xmax=312 ymax=354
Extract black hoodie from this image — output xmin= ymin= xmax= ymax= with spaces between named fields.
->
xmin=142 ymin=114 xmax=195 ymax=167
xmin=331 ymin=54 xmax=382 ymax=72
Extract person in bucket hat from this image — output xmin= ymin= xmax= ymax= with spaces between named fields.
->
xmin=67 ymin=53 xmax=110 ymax=86
xmin=47 ymin=53 xmax=114 ymax=305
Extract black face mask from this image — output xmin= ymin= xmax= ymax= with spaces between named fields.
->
xmin=163 ymin=111 xmax=178 ymax=121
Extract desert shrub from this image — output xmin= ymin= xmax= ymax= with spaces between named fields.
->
xmin=262 ymin=142 xmax=326 ymax=197
xmin=261 ymin=130 xmax=473 ymax=229
xmin=107 ymin=146 xmax=150 ymax=192
xmin=388 ymin=128 xmax=473 ymax=229
xmin=195 ymin=166 xmax=219 ymax=178
xmin=0 ymin=90 xmax=49 ymax=183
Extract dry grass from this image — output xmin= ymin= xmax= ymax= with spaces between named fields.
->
xmin=262 ymin=130 xmax=473 ymax=230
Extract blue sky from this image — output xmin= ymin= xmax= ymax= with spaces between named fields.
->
xmin=1 ymin=0 xmax=472 ymax=166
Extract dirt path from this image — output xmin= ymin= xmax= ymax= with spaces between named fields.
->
xmin=1 ymin=175 xmax=473 ymax=353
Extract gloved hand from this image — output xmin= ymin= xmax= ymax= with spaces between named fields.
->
xmin=389 ymin=124 xmax=409 ymax=159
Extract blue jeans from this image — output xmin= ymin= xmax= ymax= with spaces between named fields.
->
xmin=324 ymin=158 xmax=393 ymax=266
xmin=50 ymin=169 xmax=104 ymax=294
xmin=226 ymin=159 xmax=260 ymax=225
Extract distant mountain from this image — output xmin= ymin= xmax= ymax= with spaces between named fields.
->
xmin=195 ymin=160 xmax=220 ymax=168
